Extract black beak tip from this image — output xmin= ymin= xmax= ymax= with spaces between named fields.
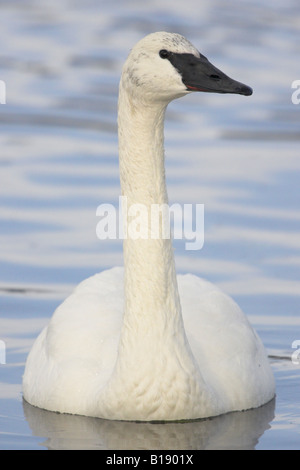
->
xmin=238 ymin=84 xmax=253 ymax=96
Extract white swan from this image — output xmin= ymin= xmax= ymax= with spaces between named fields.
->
xmin=23 ymin=32 xmax=275 ymax=422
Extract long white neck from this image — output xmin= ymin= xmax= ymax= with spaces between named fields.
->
xmin=100 ymin=79 xmax=207 ymax=421
xmin=118 ymin=82 xmax=183 ymax=340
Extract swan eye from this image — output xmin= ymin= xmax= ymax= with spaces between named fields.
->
xmin=159 ymin=49 xmax=170 ymax=59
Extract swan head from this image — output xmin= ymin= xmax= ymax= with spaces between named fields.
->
xmin=121 ymin=32 xmax=252 ymax=104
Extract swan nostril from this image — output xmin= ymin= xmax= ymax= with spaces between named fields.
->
xmin=210 ymin=74 xmax=221 ymax=80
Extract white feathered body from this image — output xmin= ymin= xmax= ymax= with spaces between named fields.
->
xmin=23 ymin=267 xmax=274 ymax=421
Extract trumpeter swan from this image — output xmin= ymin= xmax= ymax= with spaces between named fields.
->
xmin=23 ymin=32 xmax=275 ymax=421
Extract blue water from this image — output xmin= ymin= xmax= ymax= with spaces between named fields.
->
xmin=0 ymin=0 xmax=300 ymax=450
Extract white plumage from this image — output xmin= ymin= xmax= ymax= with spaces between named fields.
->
xmin=23 ymin=32 xmax=275 ymax=421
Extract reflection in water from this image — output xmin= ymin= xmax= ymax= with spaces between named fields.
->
xmin=23 ymin=398 xmax=275 ymax=450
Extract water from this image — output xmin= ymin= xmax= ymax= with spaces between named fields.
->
xmin=0 ymin=0 xmax=300 ymax=450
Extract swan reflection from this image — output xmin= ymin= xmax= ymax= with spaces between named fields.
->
xmin=23 ymin=397 xmax=275 ymax=450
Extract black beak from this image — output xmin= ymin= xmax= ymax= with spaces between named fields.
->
xmin=167 ymin=52 xmax=253 ymax=96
